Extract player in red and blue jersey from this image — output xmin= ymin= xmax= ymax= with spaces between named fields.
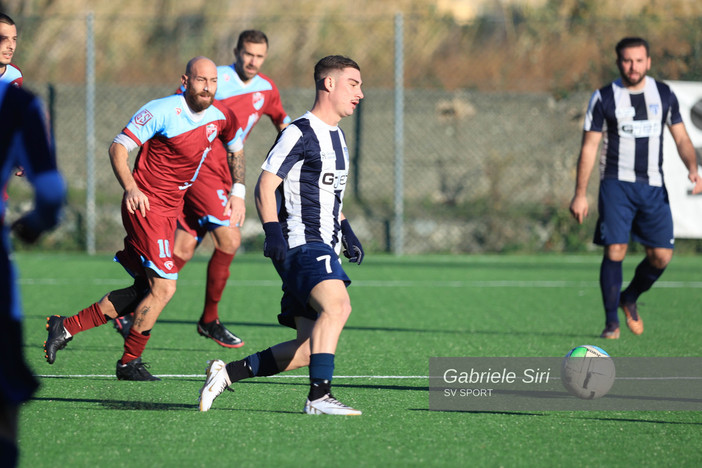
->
xmin=1 ymin=82 xmax=64 ymax=466
xmin=44 ymin=57 xmax=244 ymax=381
xmin=1 ymin=13 xmax=24 ymax=207
xmin=198 ymin=56 xmax=365 ymax=416
xmin=570 ymin=37 xmax=702 ymax=339
xmin=0 ymin=14 xmax=21 ymax=88
xmin=114 ymin=30 xmax=290 ymax=348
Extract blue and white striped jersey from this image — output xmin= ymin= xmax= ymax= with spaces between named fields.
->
xmin=261 ymin=111 xmax=349 ymax=253
xmin=584 ymin=77 xmax=683 ymax=187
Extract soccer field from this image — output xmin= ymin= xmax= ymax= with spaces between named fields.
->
xmin=16 ymin=252 xmax=702 ymax=467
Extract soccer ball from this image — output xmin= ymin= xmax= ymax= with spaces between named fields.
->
xmin=560 ymin=345 xmax=616 ymax=399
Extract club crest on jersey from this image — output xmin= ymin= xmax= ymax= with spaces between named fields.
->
xmin=133 ymin=109 xmax=153 ymax=127
xmin=164 ymin=261 xmax=174 ymax=270
xmin=252 ymin=92 xmax=264 ymax=111
xmin=176 ymin=107 xmax=182 ymax=115
xmin=206 ymin=124 xmax=218 ymax=142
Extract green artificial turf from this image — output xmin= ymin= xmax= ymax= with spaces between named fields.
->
xmin=15 ymin=252 xmax=702 ymax=467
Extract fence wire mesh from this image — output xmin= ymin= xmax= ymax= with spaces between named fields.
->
xmin=8 ymin=11 xmax=700 ymax=254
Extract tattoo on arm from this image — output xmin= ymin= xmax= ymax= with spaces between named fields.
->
xmin=228 ymin=150 xmax=246 ymax=185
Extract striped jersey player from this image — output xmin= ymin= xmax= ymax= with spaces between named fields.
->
xmin=584 ymin=74 xmax=682 ymax=187
xmin=197 ymin=55 xmax=366 ymax=416
xmin=570 ymin=37 xmax=701 ymax=341
xmin=262 ymin=111 xmax=349 ymax=252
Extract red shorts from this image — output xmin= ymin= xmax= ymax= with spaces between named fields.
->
xmin=115 ymin=201 xmax=179 ymax=279
xmin=178 ymin=156 xmax=231 ymax=243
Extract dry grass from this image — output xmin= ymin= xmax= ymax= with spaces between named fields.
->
xmin=6 ymin=0 xmax=702 ymax=91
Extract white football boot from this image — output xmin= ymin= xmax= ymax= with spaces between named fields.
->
xmin=198 ymin=360 xmax=231 ymax=411
xmin=304 ymin=394 xmax=362 ymax=416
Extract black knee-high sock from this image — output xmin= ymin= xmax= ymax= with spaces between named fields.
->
xmin=225 ymin=348 xmax=279 ymax=383
xmin=600 ymin=257 xmax=622 ymax=326
xmin=621 ymin=258 xmax=665 ymax=305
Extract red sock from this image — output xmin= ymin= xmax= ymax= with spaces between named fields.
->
xmin=201 ymin=248 xmax=234 ymax=323
xmin=63 ymin=303 xmax=108 ymax=335
xmin=173 ymin=253 xmax=187 ymax=271
xmin=120 ymin=328 xmax=151 ymax=365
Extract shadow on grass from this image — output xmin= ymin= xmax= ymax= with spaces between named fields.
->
xmin=107 ymin=318 xmax=589 ymax=339
xmin=30 ymin=379 xmax=427 ymax=414
xmin=23 ymin=314 xmax=591 ymax=339
xmin=410 ymin=408 xmax=547 ymax=416
xmin=31 ymin=392 xmax=301 ymax=414
xmin=243 ymin=379 xmax=427 ymax=392
xmin=572 ymin=416 xmax=702 ymax=425
xmin=31 ymin=396 xmax=194 ymax=411
xmin=408 ymin=409 xmax=702 ymax=424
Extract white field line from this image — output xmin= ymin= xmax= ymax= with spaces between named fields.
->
xmin=18 ymin=278 xmax=702 ymax=288
xmin=37 ymin=374 xmax=426 ymax=379
xmin=36 ymin=374 xmax=702 ymax=380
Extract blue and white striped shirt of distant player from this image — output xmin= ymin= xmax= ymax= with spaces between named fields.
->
xmin=584 ymin=76 xmax=683 ymax=187
xmin=261 ymin=111 xmax=349 ymax=254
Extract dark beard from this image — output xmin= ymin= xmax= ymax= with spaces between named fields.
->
xmin=185 ymin=91 xmax=213 ymax=113
xmin=621 ymin=73 xmax=644 ymax=88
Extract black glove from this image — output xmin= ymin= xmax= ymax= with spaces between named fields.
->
xmin=11 ymin=211 xmax=45 ymax=244
xmin=262 ymin=222 xmax=287 ymax=263
xmin=341 ymin=219 xmax=364 ymax=265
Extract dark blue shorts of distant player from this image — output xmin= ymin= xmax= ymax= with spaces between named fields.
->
xmin=271 ymin=242 xmax=351 ymax=329
xmin=594 ymin=178 xmax=674 ymax=248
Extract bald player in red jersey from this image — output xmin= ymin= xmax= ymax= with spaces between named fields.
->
xmin=44 ymin=57 xmax=244 ymax=381
xmin=114 ymin=30 xmax=290 ymax=349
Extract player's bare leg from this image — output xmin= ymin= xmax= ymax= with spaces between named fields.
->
xmin=304 ymin=279 xmax=360 ymax=415
xmin=173 ymin=227 xmax=198 ymax=264
xmin=115 ymin=274 xmax=176 ymax=381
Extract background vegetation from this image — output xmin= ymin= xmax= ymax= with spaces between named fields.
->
xmin=3 ymin=0 xmax=702 ymax=254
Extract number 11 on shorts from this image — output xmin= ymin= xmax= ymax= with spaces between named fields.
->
xmin=158 ymin=239 xmax=172 ymax=258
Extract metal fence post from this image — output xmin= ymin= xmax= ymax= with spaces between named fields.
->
xmin=85 ymin=12 xmax=96 ymax=255
xmin=393 ymin=12 xmax=405 ymax=256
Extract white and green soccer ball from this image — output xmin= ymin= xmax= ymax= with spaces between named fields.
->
xmin=560 ymin=345 xmax=616 ymax=399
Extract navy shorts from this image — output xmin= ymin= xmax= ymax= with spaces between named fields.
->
xmin=594 ymin=179 xmax=674 ymax=248
xmin=271 ymin=243 xmax=351 ymax=329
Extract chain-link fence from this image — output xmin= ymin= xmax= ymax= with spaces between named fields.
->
xmin=6 ymin=10 xmax=702 ymax=254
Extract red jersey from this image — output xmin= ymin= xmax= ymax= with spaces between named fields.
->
xmin=121 ymin=95 xmax=242 ymax=217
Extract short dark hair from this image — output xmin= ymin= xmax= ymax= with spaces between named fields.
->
xmin=314 ymin=55 xmax=360 ymax=83
xmin=0 ymin=13 xmax=16 ymax=26
xmin=236 ymin=30 xmax=268 ymax=51
xmin=615 ymin=37 xmax=649 ymax=60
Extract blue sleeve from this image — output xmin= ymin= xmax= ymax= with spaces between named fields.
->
xmin=17 ymin=94 xmax=66 ymax=229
